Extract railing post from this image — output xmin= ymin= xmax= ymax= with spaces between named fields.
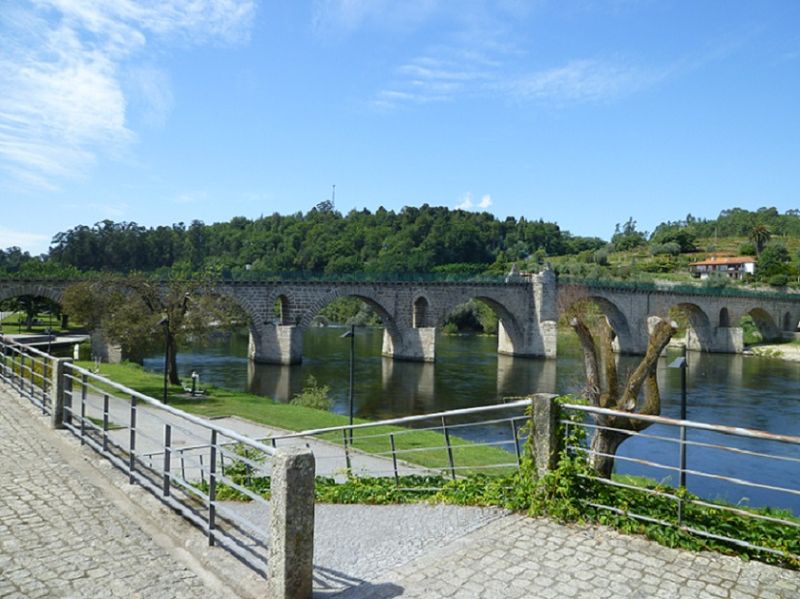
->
xmin=268 ymin=447 xmax=315 ymax=599
xmin=50 ymin=358 xmax=72 ymax=430
xmin=18 ymin=352 xmax=25 ymax=396
xmin=510 ymin=418 xmax=522 ymax=467
xmin=389 ymin=433 xmax=399 ymax=486
xmin=163 ymin=424 xmax=172 ymax=497
xmin=442 ymin=416 xmax=456 ymax=480
xmin=129 ymin=394 xmax=137 ymax=484
xmin=531 ymin=394 xmax=560 ymax=479
xmin=102 ymin=394 xmax=110 ymax=452
xmin=80 ymin=373 xmax=88 ymax=445
xmin=41 ymin=357 xmax=49 ymax=414
xmin=342 ymin=429 xmax=351 ymax=473
xmin=208 ymin=430 xmax=217 ymax=546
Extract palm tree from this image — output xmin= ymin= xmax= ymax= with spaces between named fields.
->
xmin=749 ymin=224 xmax=771 ymax=256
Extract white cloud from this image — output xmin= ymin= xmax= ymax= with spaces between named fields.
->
xmin=503 ymin=59 xmax=658 ymax=103
xmin=126 ymin=66 xmax=174 ymax=128
xmin=0 ymin=226 xmax=51 ymax=255
xmin=455 ymin=192 xmax=473 ymax=210
xmin=454 ymin=192 xmax=493 ymax=211
xmin=0 ymin=0 xmax=255 ymax=190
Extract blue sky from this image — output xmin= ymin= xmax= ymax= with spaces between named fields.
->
xmin=1 ymin=0 xmax=798 ymax=255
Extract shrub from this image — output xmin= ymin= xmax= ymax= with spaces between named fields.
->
xmin=290 ymin=375 xmax=332 ymax=410
xmin=768 ymin=274 xmax=789 ymax=287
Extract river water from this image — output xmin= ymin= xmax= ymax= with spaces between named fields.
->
xmin=143 ymin=327 xmax=800 ymax=514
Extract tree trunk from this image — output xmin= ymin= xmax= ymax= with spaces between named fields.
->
xmin=167 ymin=335 xmax=180 ymax=386
xmin=589 ymin=425 xmax=630 ymax=479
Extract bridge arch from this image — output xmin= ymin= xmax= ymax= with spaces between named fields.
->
xmin=719 ymin=307 xmax=730 ymax=328
xmin=746 ymin=308 xmax=781 ymax=342
xmin=671 ymin=302 xmax=714 ymax=352
xmin=437 ymin=293 xmax=527 ymax=355
xmin=783 ymin=311 xmax=797 ymax=333
xmin=561 ymin=295 xmax=635 ymax=354
xmin=0 ymin=283 xmax=64 ymax=306
xmin=299 ymin=290 xmax=400 ymax=340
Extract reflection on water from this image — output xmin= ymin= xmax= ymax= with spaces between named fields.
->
xmin=144 ymin=326 xmax=800 ymax=514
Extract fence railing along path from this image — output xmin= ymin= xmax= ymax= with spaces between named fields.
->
xmin=0 ymin=335 xmax=314 ymax=599
xmin=2 ymin=333 xmax=799 ymax=571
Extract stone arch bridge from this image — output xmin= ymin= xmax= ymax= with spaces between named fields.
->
xmin=1 ymin=274 xmax=798 ymax=364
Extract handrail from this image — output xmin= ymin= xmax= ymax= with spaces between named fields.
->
xmin=267 ymin=398 xmax=534 ymax=441
xmin=64 ymin=363 xmax=277 ymax=456
xmin=562 ymin=403 xmax=800 ymax=446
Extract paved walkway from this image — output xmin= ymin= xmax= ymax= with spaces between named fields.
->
xmin=339 ymin=515 xmax=800 ymax=598
xmin=0 ymin=387 xmax=235 ymax=598
xmin=3 ymin=383 xmax=800 ymax=598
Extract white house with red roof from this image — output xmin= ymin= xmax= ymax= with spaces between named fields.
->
xmin=690 ymin=256 xmax=757 ymax=280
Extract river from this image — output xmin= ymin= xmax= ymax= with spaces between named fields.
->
xmin=143 ymin=327 xmax=800 ymax=514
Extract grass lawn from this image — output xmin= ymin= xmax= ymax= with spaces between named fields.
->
xmin=1 ymin=311 xmax=83 ymax=335
xmin=76 ymin=360 xmax=523 ymax=474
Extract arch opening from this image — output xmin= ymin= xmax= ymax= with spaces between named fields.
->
xmin=740 ymin=308 xmax=781 ymax=345
xmin=439 ymin=295 xmax=524 ymax=355
xmin=719 ymin=307 xmax=730 ymax=328
xmin=668 ymin=303 xmax=713 ymax=352
xmin=782 ymin=311 xmax=796 ymax=333
xmin=413 ymin=296 xmax=430 ymax=328
xmin=272 ymin=294 xmax=291 ymax=325
xmin=560 ymin=296 xmax=634 ymax=355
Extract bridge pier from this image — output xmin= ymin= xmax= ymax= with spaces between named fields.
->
xmin=382 ymin=327 xmax=436 ymax=362
xmin=686 ymin=326 xmax=743 ymax=353
xmin=249 ymin=324 xmax=303 ymax=365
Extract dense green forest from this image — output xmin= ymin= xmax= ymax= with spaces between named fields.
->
xmin=1 ymin=205 xmax=799 ymax=286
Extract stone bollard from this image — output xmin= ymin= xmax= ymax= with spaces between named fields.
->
xmin=268 ymin=446 xmax=315 ymax=599
xmin=531 ymin=393 xmax=560 ymax=479
xmin=50 ymin=358 xmax=73 ymax=429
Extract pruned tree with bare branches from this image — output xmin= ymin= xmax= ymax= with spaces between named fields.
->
xmin=570 ymin=314 xmax=676 ymax=478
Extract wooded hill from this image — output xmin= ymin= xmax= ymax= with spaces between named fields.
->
xmin=2 ymin=205 xmax=799 ymax=286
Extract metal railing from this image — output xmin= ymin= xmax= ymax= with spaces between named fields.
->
xmin=560 ymin=402 xmax=800 ymax=561
xmin=0 ymin=337 xmax=314 ymax=594
xmin=0 ymin=335 xmax=52 ymax=414
xmin=58 ymin=361 xmax=280 ymax=573
xmin=142 ymin=399 xmax=535 ymax=490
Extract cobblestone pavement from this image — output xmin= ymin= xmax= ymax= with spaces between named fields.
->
xmin=339 ymin=515 xmax=800 ymax=599
xmin=0 ymin=388 xmax=233 ymax=598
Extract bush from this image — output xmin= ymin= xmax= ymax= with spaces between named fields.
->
xmin=739 ymin=242 xmax=757 ymax=256
xmin=650 ymin=242 xmax=681 ymax=256
xmin=290 ymin=375 xmax=332 ymax=410
xmin=768 ymin=274 xmax=789 ymax=287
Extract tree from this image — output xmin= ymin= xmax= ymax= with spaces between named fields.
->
xmin=63 ymin=275 xmax=245 ymax=386
xmin=611 ymin=218 xmax=647 ymax=251
xmin=757 ymin=243 xmax=791 ymax=280
xmin=748 ymin=224 xmax=772 ymax=256
xmin=570 ymin=313 xmax=676 ymax=478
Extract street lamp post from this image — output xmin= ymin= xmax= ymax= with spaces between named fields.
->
xmin=340 ymin=324 xmax=355 ymax=444
xmin=669 ymin=344 xmax=688 ymax=523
